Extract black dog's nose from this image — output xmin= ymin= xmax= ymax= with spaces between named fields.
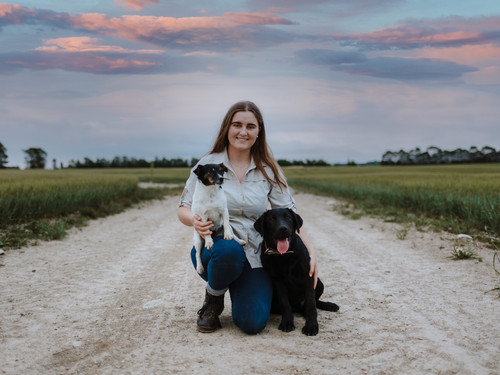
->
xmin=278 ymin=226 xmax=289 ymax=236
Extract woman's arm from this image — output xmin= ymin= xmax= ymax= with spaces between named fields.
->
xmin=296 ymin=226 xmax=318 ymax=289
xmin=177 ymin=206 xmax=214 ymax=237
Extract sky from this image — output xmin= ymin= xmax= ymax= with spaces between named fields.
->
xmin=1 ymin=0 xmax=500 ymax=168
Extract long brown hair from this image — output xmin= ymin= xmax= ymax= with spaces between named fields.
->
xmin=210 ymin=101 xmax=287 ymax=190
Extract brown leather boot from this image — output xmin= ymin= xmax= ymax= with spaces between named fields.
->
xmin=197 ymin=289 xmax=225 ymax=333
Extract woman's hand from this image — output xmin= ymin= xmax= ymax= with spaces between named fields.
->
xmin=308 ymin=247 xmax=318 ymax=290
xmin=296 ymin=225 xmax=318 ymax=289
xmin=193 ymin=214 xmax=214 ymax=237
xmin=177 ymin=206 xmax=214 ymax=237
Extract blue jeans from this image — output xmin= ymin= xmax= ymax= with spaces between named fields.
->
xmin=190 ymin=236 xmax=272 ymax=334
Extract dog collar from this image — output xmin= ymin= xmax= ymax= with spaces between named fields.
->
xmin=263 ymin=241 xmax=294 ymax=256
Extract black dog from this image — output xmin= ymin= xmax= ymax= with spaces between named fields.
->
xmin=254 ymin=208 xmax=339 ymax=336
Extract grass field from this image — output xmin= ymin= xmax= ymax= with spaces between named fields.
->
xmin=285 ymin=164 xmax=500 ymax=246
xmin=1 ymin=164 xmax=499 ymax=249
xmin=0 ymin=168 xmax=186 ymax=249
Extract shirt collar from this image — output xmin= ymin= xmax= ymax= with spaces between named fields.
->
xmin=223 ymin=149 xmax=256 ymax=174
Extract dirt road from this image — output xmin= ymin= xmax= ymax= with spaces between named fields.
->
xmin=1 ymin=193 xmax=499 ymax=374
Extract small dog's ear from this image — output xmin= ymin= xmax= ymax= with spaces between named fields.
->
xmin=194 ymin=164 xmax=204 ymax=178
xmin=254 ymin=212 xmax=266 ymax=235
xmin=289 ymin=209 xmax=303 ymax=233
xmin=220 ymin=163 xmax=228 ymax=173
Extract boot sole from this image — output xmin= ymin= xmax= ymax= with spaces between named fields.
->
xmin=197 ymin=326 xmax=219 ymax=333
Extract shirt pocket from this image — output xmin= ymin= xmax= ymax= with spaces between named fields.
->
xmin=242 ymin=176 xmax=270 ymax=219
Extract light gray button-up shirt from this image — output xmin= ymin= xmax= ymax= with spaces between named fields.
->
xmin=179 ymin=150 xmax=297 ymax=268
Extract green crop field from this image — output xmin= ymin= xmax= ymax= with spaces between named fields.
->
xmin=284 ymin=164 xmax=500 ymax=244
xmin=1 ymin=164 xmax=499 ymax=249
xmin=0 ymin=168 xmax=188 ymax=249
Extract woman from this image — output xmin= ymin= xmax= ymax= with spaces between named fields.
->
xmin=177 ymin=101 xmax=318 ymax=334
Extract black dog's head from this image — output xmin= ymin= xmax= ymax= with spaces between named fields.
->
xmin=194 ymin=163 xmax=228 ymax=186
xmin=254 ymin=208 xmax=303 ymax=255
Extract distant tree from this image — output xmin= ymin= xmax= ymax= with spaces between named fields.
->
xmin=0 ymin=142 xmax=7 ymax=168
xmin=277 ymin=159 xmax=292 ymax=167
xmin=190 ymin=158 xmax=200 ymax=168
xmin=481 ymin=146 xmax=497 ymax=162
xmin=24 ymin=147 xmax=48 ymax=169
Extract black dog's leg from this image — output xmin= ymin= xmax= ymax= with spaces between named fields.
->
xmin=275 ymin=281 xmax=295 ymax=332
xmin=302 ymin=277 xmax=319 ymax=336
xmin=315 ymin=279 xmax=340 ymax=312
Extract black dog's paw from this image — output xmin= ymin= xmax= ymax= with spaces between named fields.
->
xmin=316 ymin=300 xmax=340 ymax=312
xmin=279 ymin=319 xmax=295 ymax=333
xmin=302 ymin=320 xmax=319 ymax=336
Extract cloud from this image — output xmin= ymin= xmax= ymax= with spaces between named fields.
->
xmin=0 ymin=49 xmax=207 ymax=75
xmin=295 ymin=49 xmax=477 ymax=80
xmin=35 ymin=37 xmax=164 ymax=54
xmin=417 ymin=44 xmax=500 ymax=66
xmin=114 ymin=0 xmax=158 ymax=11
xmin=334 ymin=56 xmax=477 ymax=80
xmin=0 ymin=4 xmax=296 ymax=51
xmin=295 ymin=49 xmax=367 ymax=65
xmin=247 ymin=0 xmax=401 ymax=14
xmin=338 ymin=15 xmax=500 ymax=50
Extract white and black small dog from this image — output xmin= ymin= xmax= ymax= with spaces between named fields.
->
xmin=192 ymin=163 xmax=245 ymax=274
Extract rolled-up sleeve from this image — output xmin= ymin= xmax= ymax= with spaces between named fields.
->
xmin=268 ymin=169 xmax=297 ymax=212
xmin=179 ymin=172 xmax=196 ymax=208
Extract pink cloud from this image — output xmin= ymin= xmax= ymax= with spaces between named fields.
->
xmin=63 ymin=11 xmax=295 ymax=50
xmin=340 ymin=16 xmax=500 ymax=50
xmin=68 ymin=11 xmax=292 ymax=33
xmin=1 ymin=51 xmax=161 ymax=74
xmin=417 ymin=44 xmax=500 ymax=66
xmin=225 ymin=12 xmax=294 ymax=25
xmin=0 ymin=3 xmax=34 ymax=21
xmin=35 ymin=37 xmax=163 ymax=54
xmin=0 ymin=5 xmax=295 ymax=51
xmin=113 ymin=0 xmax=158 ymax=11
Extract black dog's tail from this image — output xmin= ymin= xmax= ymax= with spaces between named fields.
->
xmin=317 ymin=300 xmax=340 ymax=312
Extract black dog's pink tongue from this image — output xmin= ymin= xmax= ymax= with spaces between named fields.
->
xmin=277 ymin=239 xmax=289 ymax=254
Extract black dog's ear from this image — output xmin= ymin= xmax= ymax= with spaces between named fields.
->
xmin=194 ymin=164 xmax=204 ymax=178
xmin=219 ymin=163 xmax=228 ymax=173
xmin=288 ymin=209 xmax=303 ymax=233
xmin=254 ymin=212 xmax=267 ymax=235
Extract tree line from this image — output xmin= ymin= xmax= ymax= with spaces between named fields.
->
xmin=382 ymin=146 xmax=500 ymax=165
xmin=67 ymin=156 xmax=200 ymax=169
xmin=67 ymin=157 xmax=333 ymax=168
xmin=0 ymin=143 xmax=333 ymax=169
xmin=1 ymin=141 xmax=499 ymax=169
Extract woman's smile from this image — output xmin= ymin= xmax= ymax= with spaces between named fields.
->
xmin=228 ymin=111 xmax=259 ymax=152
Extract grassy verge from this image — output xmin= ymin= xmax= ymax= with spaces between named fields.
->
xmin=0 ymin=168 xmax=187 ymax=250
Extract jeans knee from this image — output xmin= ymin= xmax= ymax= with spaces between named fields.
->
xmin=233 ymin=301 xmax=270 ymax=335
xmin=211 ymin=239 xmax=246 ymax=267
xmin=237 ymin=316 xmax=268 ymax=335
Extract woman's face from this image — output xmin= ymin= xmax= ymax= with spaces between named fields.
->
xmin=227 ymin=111 xmax=260 ymax=153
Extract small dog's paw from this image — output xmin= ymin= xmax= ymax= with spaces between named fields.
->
xmin=236 ymin=239 xmax=246 ymax=245
xmin=205 ymin=238 xmax=214 ymax=249
xmin=223 ymin=232 xmax=233 ymax=241
xmin=302 ymin=321 xmax=319 ymax=336
xmin=278 ymin=319 xmax=295 ymax=333
xmin=196 ymin=264 xmax=204 ymax=274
